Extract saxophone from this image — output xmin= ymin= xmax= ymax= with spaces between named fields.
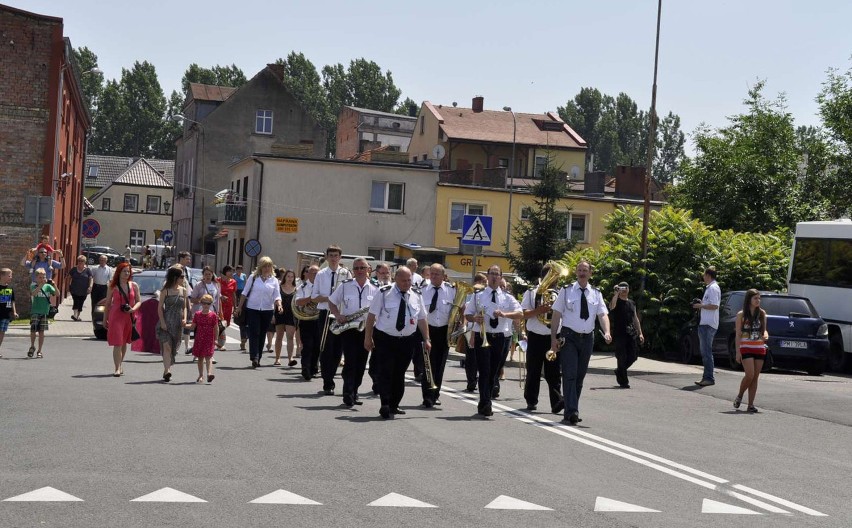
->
xmin=329 ymin=307 xmax=370 ymax=335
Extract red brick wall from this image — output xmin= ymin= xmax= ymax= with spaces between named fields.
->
xmin=335 ymin=107 xmax=360 ymax=160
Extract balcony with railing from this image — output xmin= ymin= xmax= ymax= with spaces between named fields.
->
xmin=216 ymin=201 xmax=247 ymax=225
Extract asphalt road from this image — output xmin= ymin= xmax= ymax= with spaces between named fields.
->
xmin=1 ymin=328 xmax=851 ymax=528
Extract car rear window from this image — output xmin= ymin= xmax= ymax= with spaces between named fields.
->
xmin=134 ymin=275 xmax=165 ymax=296
xmin=760 ymin=297 xmax=817 ymax=317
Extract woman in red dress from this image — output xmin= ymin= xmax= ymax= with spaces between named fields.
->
xmin=102 ymin=262 xmax=140 ymax=377
xmin=219 ymin=265 xmax=238 ymax=327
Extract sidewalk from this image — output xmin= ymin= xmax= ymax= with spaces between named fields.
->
xmin=5 ymin=294 xmax=95 ymax=338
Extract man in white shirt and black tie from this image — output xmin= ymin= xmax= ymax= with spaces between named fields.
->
xmin=550 ymin=260 xmax=612 ymax=425
xmin=521 ymin=263 xmax=564 ymax=414
xmin=311 ymin=245 xmax=352 ymax=395
xmin=464 ymin=265 xmax=522 ymax=417
xmin=420 ymin=263 xmax=455 ymax=408
xmin=364 ymin=266 xmax=430 ymax=419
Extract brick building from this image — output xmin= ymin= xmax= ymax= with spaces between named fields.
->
xmin=0 ymin=4 xmax=92 ymax=314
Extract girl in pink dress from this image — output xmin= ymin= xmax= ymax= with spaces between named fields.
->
xmin=187 ymin=294 xmax=219 ymax=383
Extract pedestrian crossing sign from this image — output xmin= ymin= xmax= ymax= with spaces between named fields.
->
xmin=462 ymin=215 xmax=492 ymax=246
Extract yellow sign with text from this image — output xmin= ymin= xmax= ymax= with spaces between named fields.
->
xmin=276 ymin=217 xmax=298 ymax=233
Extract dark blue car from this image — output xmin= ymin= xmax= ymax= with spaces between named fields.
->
xmin=679 ymin=291 xmax=830 ymax=375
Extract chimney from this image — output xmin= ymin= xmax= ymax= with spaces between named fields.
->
xmin=472 ymin=95 xmax=484 ymax=113
xmin=584 ymin=171 xmax=606 ymax=197
xmin=408 ymin=103 xmax=418 ymax=117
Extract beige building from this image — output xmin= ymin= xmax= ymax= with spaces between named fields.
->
xmin=216 ymin=155 xmax=437 ymax=272
xmin=87 ymin=159 xmax=174 ymax=250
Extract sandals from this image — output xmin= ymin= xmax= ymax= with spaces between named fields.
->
xmin=207 ymin=374 xmax=215 ymax=383
xmin=747 ymin=405 xmax=759 ymax=413
xmin=733 ymin=396 xmax=742 ymax=409
xmin=163 ymin=372 xmax=172 ymax=382
xmin=27 ymin=346 xmax=35 ymax=358
xmin=36 ymin=352 xmax=43 ymax=358
xmin=273 ymin=361 xmax=282 ymax=366
xmin=196 ymin=376 xmax=204 ymax=383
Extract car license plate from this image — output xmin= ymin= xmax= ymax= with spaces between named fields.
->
xmin=780 ymin=340 xmax=807 ymax=349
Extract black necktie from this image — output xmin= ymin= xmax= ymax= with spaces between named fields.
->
xmin=429 ymin=286 xmax=439 ymax=313
xmin=330 ymin=270 xmax=336 ymax=292
xmin=489 ymin=290 xmax=498 ymax=328
xmin=396 ymin=291 xmax=406 ymax=331
xmin=580 ymin=287 xmax=589 ymax=320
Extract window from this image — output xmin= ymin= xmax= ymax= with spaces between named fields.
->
xmin=533 ymin=156 xmax=548 ymax=178
xmin=450 ymin=203 xmax=486 ymax=232
xmin=498 ymin=158 xmax=509 ymax=168
xmin=101 ymin=198 xmax=110 ymax=211
xmin=562 ymin=212 xmax=588 ymax=243
xmin=520 ymin=206 xmax=532 ymax=220
xmin=791 ymin=238 xmax=852 ymax=288
xmin=367 ymin=248 xmax=395 ymax=262
xmin=370 ymin=181 xmax=404 ymax=212
xmin=419 ymin=116 xmax=425 ymax=135
xmin=123 ymin=193 xmax=139 ymax=212
xmin=87 ymin=165 xmax=99 ymax=179
xmin=129 ymin=229 xmax=145 ymax=247
xmin=255 ymin=110 xmax=273 ymax=134
xmin=146 ymin=195 xmax=161 ymax=213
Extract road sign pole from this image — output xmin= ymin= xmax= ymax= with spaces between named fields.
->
xmin=471 ymin=246 xmax=478 ymax=282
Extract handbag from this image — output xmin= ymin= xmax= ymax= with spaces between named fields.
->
xmin=233 ymin=276 xmax=256 ymax=327
xmin=39 ymin=285 xmax=59 ymax=319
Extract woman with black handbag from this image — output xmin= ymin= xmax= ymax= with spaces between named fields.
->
xmin=609 ymin=282 xmax=644 ymax=388
xmin=102 ymin=262 xmax=141 ymax=377
xmin=233 ymin=256 xmax=282 ymax=368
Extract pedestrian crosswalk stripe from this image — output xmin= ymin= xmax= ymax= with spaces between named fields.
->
xmin=484 ymin=495 xmax=552 ymax=510
xmin=702 ymin=499 xmax=760 ymax=515
xmin=3 ymin=487 xmax=83 ymax=502
xmin=368 ymin=493 xmax=437 ymax=508
xmin=249 ymin=490 xmax=321 ymax=505
xmin=594 ymin=497 xmax=659 ymax=512
xmin=130 ymin=487 xmax=206 ymax=502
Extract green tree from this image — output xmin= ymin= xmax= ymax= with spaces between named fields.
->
xmin=507 ymin=159 xmax=574 ymax=281
xmin=275 ymin=52 xmax=332 ymax=130
xmin=655 ymin=111 xmax=686 ymax=184
xmin=671 ymin=81 xmax=802 ymax=231
xmin=180 ymin=63 xmax=247 ymax=99
xmin=816 ymin=63 xmax=852 ymax=218
xmin=395 ymin=97 xmax=418 ymax=116
xmin=90 ymin=79 xmax=128 ymax=155
xmin=152 ymin=90 xmax=184 ymax=159
xmin=71 ymin=46 xmax=104 ymax=115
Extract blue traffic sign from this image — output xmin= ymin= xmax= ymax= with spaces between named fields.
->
xmin=81 ymin=219 xmax=100 ymax=239
xmin=244 ymin=239 xmax=262 ymax=258
xmin=461 ymin=215 xmax=492 ymax=246
xmin=161 ymin=230 xmax=173 ymax=243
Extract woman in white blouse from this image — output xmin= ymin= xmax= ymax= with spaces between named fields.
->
xmin=234 ymin=256 xmax=282 ymax=368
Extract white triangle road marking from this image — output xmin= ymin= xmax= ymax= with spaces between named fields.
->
xmin=3 ymin=487 xmax=84 ymax=502
xmin=130 ymin=487 xmax=207 ymax=502
xmin=368 ymin=492 xmax=437 ymax=508
xmin=702 ymin=498 xmax=761 ymax=515
xmin=249 ymin=489 xmax=321 ymax=505
xmin=485 ymin=495 xmax=552 ymax=510
xmin=594 ymin=496 xmax=659 ymax=512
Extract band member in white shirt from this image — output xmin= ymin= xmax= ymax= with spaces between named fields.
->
xmin=550 ymin=260 xmax=611 ymax=425
xmin=364 ymin=266 xmax=430 ymax=419
xmin=90 ymin=254 xmax=113 ymax=309
xmin=521 ymin=264 xmax=564 ymax=414
xmin=329 ymin=258 xmax=378 ymax=407
xmin=420 ymin=263 xmax=455 ymax=407
xmin=373 ymin=262 xmax=391 ymax=287
xmin=464 ymin=265 xmax=522 ymax=417
xmin=295 ymin=265 xmax=319 ymax=380
xmin=311 ymin=245 xmax=352 ymax=395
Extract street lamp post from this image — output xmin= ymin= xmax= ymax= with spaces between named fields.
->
xmin=503 ymin=107 xmax=517 ymax=255
xmin=170 ymin=113 xmax=204 ymax=259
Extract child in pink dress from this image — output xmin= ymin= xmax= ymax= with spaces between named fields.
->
xmin=186 ymin=294 xmax=219 ymax=383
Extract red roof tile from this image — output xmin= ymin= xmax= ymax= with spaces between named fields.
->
xmin=189 ymin=83 xmax=237 ymax=103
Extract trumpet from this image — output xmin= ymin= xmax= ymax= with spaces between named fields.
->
xmin=422 ymin=344 xmax=438 ymax=390
xmin=479 ymin=308 xmax=491 ymax=348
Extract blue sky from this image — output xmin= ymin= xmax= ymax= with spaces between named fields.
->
xmin=13 ymin=0 xmax=852 ymax=148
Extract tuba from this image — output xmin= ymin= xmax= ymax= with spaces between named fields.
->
xmin=536 ymin=260 xmax=572 ymax=327
xmin=447 ymin=281 xmax=474 ymax=348
xmin=292 ymin=293 xmax=319 ymax=321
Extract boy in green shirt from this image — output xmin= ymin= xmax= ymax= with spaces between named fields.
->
xmin=0 ymin=268 xmax=18 ymax=359
xmin=29 ymin=268 xmax=56 ymax=358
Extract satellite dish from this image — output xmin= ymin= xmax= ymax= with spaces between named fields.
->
xmin=432 ymin=144 xmax=446 ymax=160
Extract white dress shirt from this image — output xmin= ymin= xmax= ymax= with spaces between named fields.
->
xmin=521 ymin=287 xmax=551 ymax=336
xmin=312 ymin=266 xmax=352 ymax=311
xmin=329 ymin=278 xmax=378 ymax=320
xmin=422 ymin=282 xmax=455 ymax=327
xmin=295 ymin=280 xmax=313 ymax=302
xmin=370 ymin=285 xmax=427 ymax=337
xmin=553 ymin=282 xmax=608 ymax=334
xmin=244 ymin=275 xmax=282 ymax=311
xmin=464 ymin=286 xmax=521 ymax=336
xmin=91 ymin=264 xmax=113 ymax=286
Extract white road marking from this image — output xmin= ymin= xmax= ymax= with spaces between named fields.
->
xmin=702 ymin=498 xmax=761 ymax=514
xmin=368 ymin=493 xmax=437 ymax=508
xmin=594 ymin=497 xmax=660 ymax=512
xmin=130 ymin=487 xmax=207 ymax=502
xmin=249 ymin=489 xmax=321 ymax=505
xmin=431 ymin=380 xmax=823 ymax=516
xmin=484 ymin=495 xmax=552 ymax=510
xmin=3 ymin=487 xmax=84 ymax=502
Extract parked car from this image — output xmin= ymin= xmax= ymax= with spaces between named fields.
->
xmin=92 ymin=268 xmax=201 ymax=340
xmin=678 ymin=291 xmax=830 ymax=375
xmin=81 ymin=246 xmax=122 ymax=266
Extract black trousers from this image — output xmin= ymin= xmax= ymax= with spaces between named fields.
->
xmin=613 ymin=334 xmax=639 ymax=386
xmin=523 ymin=331 xmax=563 ymax=409
xmin=463 ymin=335 xmax=478 ymax=389
xmin=474 ymin=332 xmax=506 ymax=411
xmin=246 ymin=308 xmax=274 ymax=362
xmin=373 ymin=330 xmax=414 ymax=409
xmin=421 ymin=325 xmax=449 ymax=403
xmin=91 ymin=284 xmax=107 ymax=311
xmin=299 ymin=319 xmax=319 ymax=380
xmin=318 ymin=310 xmax=343 ymax=391
xmin=491 ymin=332 xmax=511 ymax=398
xmin=411 ymin=328 xmax=424 ymax=378
xmin=340 ymin=327 xmax=368 ymax=402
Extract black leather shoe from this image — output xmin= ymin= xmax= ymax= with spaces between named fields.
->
xmin=379 ymin=405 xmax=390 ymax=419
xmin=324 ymin=389 xmax=334 ymax=396
xmin=482 ymin=406 xmax=493 ymax=417
xmin=422 ymin=399 xmax=433 ymax=408
xmin=433 ymin=400 xmax=441 ymax=406
xmin=552 ymin=401 xmax=565 ymax=414
xmin=343 ymin=395 xmax=353 ymax=407
xmin=463 ymin=386 xmax=476 ymax=393
xmin=526 ymin=404 xmax=537 ymax=411
xmin=391 ymin=408 xmax=406 ymax=415
xmin=569 ymin=413 xmax=581 ymax=425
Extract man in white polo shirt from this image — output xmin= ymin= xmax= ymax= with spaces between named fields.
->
xmin=550 ymin=260 xmax=611 ymax=425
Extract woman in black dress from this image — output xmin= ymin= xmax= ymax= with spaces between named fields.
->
xmin=273 ymin=269 xmax=298 ymax=366
xmin=608 ymin=282 xmax=644 ymax=388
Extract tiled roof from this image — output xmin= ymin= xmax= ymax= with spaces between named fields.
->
xmin=428 ymin=102 xmax=587 ymax=149
xmin=85 ymin=155 xmax=174 ymax=189
xmin=189 ymin=83 xmax=237 ymax=103
xmin=112 ymin=159 xmax=173 ymax=188
xmin=345 ymin=106 xmax=417 ymax=121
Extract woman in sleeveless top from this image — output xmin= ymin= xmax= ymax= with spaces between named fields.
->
xmin=102 ymin=262 xmax=140 ymax=377
xmin=273 ymin=269 xmax=298 ymax=366
xmin=733 ymin=289 xmax=768 ymax=412
xmin=157 ymin=266 xmax=187 ymax=382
